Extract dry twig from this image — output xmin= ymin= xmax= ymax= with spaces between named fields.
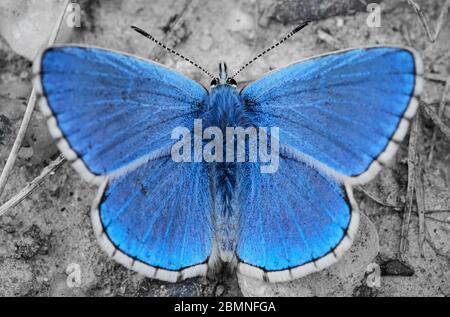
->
xmin=407 ymin=0 xmax=450 ymax=163
xmin=414 ymin=154 xmax=426 ymax=257
xmin=400 ymin=113 xmax=420 ymax=257
xmin=428 ymin=75 xmax=450 ymax=162
xmin=434 ymin=0 xmax=450 ymax=43
xmin=317 ymin=29 xmax=343 ymax=50
xmin=0 ymin=155 xmax=66 ymax=217
xmin=425 ymin=216 xmax=450 ymax=225
xmin=357 ymin=186 xmax=402 ymax=211
xmin=151 ymin=0 xmax=194 ymax=62
xmin=0 ymin=0 xmax=70 ymax=198
xmin=407 ymin=0 xmax=450 ymax=43
xmin=425 ymin=74 xmax=449 ymax=84
xmin=426 ymin=209 xmax=450 ymax=214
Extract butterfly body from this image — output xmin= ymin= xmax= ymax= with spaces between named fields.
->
xmin=206 ymin=85 xmax=249 ymax=131
xmin=34 ymin=44 xmax=423 ymax=283
xmin=205 ymin=82 xmax=248 ymax=260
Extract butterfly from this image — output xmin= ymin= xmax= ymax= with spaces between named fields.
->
xmin=32 ymin=24 xmax=423 ymax=283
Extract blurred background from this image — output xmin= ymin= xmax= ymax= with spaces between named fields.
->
xmin=0 ymin=0 xmax=449 ymax=297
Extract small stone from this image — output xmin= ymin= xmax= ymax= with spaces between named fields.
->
xmin=227 ymin=9 xmax=255 ymax=41
xmin=353 ymin=283 xmax=378 ymax=297
xmin=19 ymin=70 xmax=29 ymax=79
xmin=380 ymin=259 xmax=415 ymax=277
xmin=215 ymin=285 xmax=225 ymax=297
xmin=18 ymin=146 xmax=34 ymax=160
xmin=199 ymin=277 xmax=209 ymax=286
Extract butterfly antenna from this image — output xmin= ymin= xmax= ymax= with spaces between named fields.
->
xmin=230 ymin=21 xmax=310 ymax=79
xmin=132 ymin=26 xmax=215 ymax=79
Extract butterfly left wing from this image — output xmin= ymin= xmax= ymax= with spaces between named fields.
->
xmin=33 ymin=46 xmax=214 ymax=282
xmin=92 ymin=156 xmax=213 ymax=283
xmin=33 ymin=45 xmax=208 ymax=184
xmin=241 ymin=47 xmax=423 ymax=184
xmin=236 ymin=157 xmax=359 ymax=283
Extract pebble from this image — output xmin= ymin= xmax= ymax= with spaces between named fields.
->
xmin=215 ymin=285 xmax=225 ymax=297
xmin=18 ymin=146 xmax=34 ymax=160
xmin=19 ymin=71 xmax=29 ymax=80
xmin=227 ymin=9 xmax=255 ymax=41
xmin=381 ymin=259 xmax=415 ymax=277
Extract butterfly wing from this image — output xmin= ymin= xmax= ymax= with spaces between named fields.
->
xmin=33 ymin=45 xmax=208 ymax=184
xmin=236 ymin=158 xmax=359 ymax=283
xmin=91 ymin=156 xmax=213 ymax=282
xmin=33 ymin=46 xmax=213 ymax=281
xmin=241 ymin=47 xmax=423 ymax=184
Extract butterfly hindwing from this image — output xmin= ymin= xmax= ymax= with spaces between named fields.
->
xmin=242 ymin=47 xmax=423 ymax=184
xmin=236 ymin=157 xmax=359 ymax=283
xmin=91 ymin=156 xmax=213 ymax=283
xmin=34 ymin=45 xmax=208 ymax=184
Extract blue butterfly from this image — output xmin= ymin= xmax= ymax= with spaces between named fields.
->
xmin=32 ymin=24 xmax=422 ymax=283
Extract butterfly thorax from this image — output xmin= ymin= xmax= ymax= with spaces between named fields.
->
xmin=205 ymin=85 xmax=249 ymax=130
xmin=205 ymin=85 xmax=250 ymax=260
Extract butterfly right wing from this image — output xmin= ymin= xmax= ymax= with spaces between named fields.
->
xmin=236 ymin=157 xmax=359 ymax=283
xmin=241 ymin=47 xmax=422 ymax=184
xmin=33 ymin=45 xmax=208 ymax=184
xmin=92 ymin=155 xmax=214 ymax=283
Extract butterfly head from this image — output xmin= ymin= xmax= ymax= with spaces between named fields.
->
xmin=210 ymin=62 xmax=237 ymax=89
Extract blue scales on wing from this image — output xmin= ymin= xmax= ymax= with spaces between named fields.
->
xmin=36 ymin=46 xmax=208 ymax=181
xmin=236 ymin=47 xmax=422 ymax=281
xmin=236 ymin=158 xmax=358 ymax=283
xmin=35 ymin=46 xmax=212 ymax=282
xmin=241 ymin=47 xmax=422 ymax=183
xmin=93 ymin=158 xmax=212 ymax=282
